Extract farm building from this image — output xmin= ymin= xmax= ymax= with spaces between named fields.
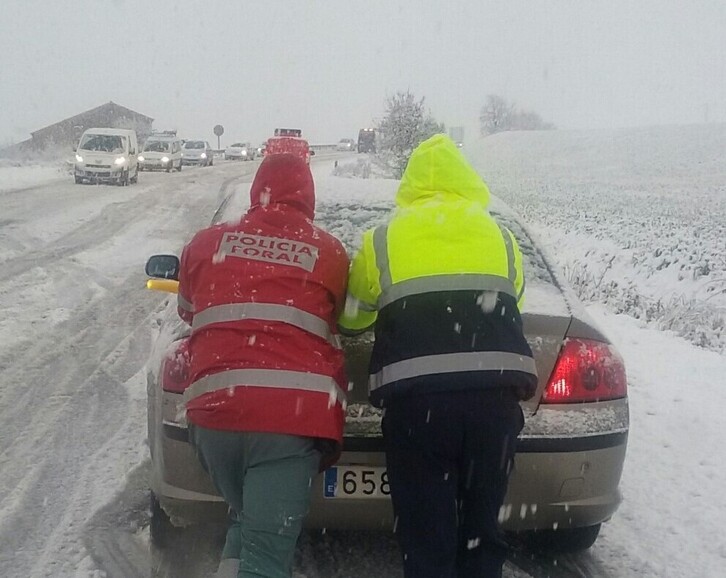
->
xmin=2 ymin=102 xmax=153 ymax=156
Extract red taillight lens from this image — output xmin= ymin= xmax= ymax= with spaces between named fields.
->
xmin=161 ymin=340 xmax=191 ymax=394
xmin=542 ymin=338 xmax=627 ymax=404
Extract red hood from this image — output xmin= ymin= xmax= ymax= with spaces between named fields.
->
xmin=249 ymin=153 xmax=315 ymax=218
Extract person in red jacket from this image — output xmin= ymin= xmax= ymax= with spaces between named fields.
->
xmin=177 ymin=153 xmax=349 ymax=578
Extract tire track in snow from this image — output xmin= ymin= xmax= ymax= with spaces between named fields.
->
xmin=0 ymin=166 xmax=256 ymax=576
xmin=0 ymin=165 xmax=258 ymax=283
xmin=0 ymin=179 xmax=194 ymax=282
xmin=0 ymin=278 xmax=159 ymax=575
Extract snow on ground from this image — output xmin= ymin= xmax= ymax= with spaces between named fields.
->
xmin=1 ymin=136 xmax=724 ymax=576
xmin=588 ymin=306 xmax=726 ymax=578
xmin=470 ymin=124 xmax=726 ymax=353
xmin=466 ymin=125 xmax=726 ymax=576
xmin=0 ymin=158 xmax=69 ymax=192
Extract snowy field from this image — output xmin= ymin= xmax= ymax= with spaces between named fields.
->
xmin=471 ymin=124 xmax=726 ymax=354
xmin=0 ymin=130 xmax=725 ymax=577
xmin=469 ymin=125 xmax=726 ymax=577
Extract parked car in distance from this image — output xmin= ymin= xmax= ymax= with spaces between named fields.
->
xmin=336 ymin=138 xmax=356 ymax=152
xmin=138 ymin=132 xmax=183 ymax=172
xmin=181 ymin=140 xmax=214 ymax=166
xmin=144 ymin=195 xmax=629 ymax=553
xmin=224 ymin=142 xmax=255 ymax=161
xmin=74 ymin=127 xmax=139 ymax=185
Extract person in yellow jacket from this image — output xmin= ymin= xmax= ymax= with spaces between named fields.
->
xmin=339 ymin=134 xmax=537 ymax=578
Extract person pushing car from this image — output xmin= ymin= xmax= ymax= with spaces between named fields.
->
xmin=339 ymin=134 xmax=538 ymax=578
xmin=176 ymin=153 xmax=349 ymax=578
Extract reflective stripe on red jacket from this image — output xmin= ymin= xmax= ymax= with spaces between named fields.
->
xmin=178 ymin=153 xmax=349 ymax=446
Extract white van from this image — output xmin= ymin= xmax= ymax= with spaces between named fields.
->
xmin=138 ymin=131 xmax=183 ymax=172
xmin=74 ymin=128 xmax=139 ymax=185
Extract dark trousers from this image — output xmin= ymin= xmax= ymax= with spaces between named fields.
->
xmin=382 ymin=389 xmax=524 ymax=578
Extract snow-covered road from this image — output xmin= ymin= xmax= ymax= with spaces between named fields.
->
xmin=0 ymin=162 xmax=259 ymax=576
xmin=1 ymin=125 xmax=725 ymax=577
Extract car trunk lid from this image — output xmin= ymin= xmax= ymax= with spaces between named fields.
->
xmin=341 ymin=281 xmax=572 ymax=438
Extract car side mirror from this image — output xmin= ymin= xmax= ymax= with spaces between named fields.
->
xmin=145 ymin=254 xmax=180 ymax=281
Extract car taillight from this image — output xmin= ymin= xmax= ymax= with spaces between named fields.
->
xmin=161 ymin=340 xmax=191 ymax=394
xmin=542 ymin=338 xmax=627 ymax=404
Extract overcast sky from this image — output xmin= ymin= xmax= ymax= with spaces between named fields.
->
xmin=1 ymin=0 xmax=724 ymax=146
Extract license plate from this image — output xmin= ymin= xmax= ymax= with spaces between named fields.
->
xmin=323 ymin=466 xmax=390 ymax=499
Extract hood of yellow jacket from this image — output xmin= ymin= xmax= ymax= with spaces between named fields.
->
xmin=396 ymin=134 xmax=491 ymax=208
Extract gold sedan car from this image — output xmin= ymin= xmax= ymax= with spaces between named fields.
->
xmin=145 ymin=199 xmax=628 ymax=553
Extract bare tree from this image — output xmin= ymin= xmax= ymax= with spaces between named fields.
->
xmin=479 ymin=95 xmax=515 ymax=136
xmin=480 ymin=94 xmax=554 ymax=135
xmin=376 ymin=91 xmax=445 ymax=178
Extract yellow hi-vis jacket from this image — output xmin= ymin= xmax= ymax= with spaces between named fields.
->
xmin=339 ymin=134 xmax=537 ymax=406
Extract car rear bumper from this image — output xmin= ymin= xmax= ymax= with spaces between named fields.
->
xmin=501 ymin=435 xmax=627 ymax=531
xmin=304 ymin=434 xmax=626 ymax=531
xmin=153 ymin=423 xmax=627 ymax=532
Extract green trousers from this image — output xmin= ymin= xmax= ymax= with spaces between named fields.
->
xmin=189 ymin=427 xmax=320 ymax=578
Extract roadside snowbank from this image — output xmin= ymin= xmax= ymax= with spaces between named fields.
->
xmin=0 ymin=158 xmax=70 ymax=192
xmin=589 ymin=306 xmax=726 ymax=578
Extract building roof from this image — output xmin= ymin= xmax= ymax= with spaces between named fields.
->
xmin=31 ymin=101 xmax=154 ymax=136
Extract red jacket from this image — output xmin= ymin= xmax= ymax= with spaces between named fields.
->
xmin=178 ymin=154 xmax=349 ymax=450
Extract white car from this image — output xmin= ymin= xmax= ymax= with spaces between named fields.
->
xmin=138 ymin=135 xmax=183 ymax=172
xmin=336 ymin=138 xmax=356 ymax=152
xmin=74 ymin=128 xmax=139 ymax=185
xmin=224 ymin=142 xmax=255 ymax=161
xmin=181 ymin=140 xmax=214 ymax=167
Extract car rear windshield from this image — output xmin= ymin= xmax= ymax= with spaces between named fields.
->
xmin=144 ymin=140 xmax=170 ymax=152
xmin=184 ymin=141 xmax=205 ymax=149
xmin=492 ymin=210 xmax=554 ymax=286
xmin=314 ymin=202 xmax=554 ymax=288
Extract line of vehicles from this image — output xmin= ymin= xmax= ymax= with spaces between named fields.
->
xmin=72 ymin=127 xmax=328 ymax=185
xmin=73 ymin=129 xmax=217 ymax=185
xmin=72 ymin=125 xmax=382 ymax=186
xmin=139 ymin=132 xmax=215 ymax=172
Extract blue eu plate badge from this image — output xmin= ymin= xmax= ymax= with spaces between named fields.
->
xmin=324 ymin=468 xmax=338 ymax=498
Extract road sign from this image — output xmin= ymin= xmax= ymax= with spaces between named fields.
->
xmin=214 ymin=125 xmax=224 ymax=149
